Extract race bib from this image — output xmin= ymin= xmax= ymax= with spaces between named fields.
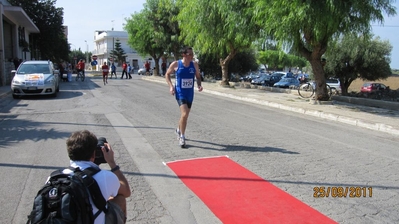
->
xmin=181 ymin=78 xmax=193 ymax=88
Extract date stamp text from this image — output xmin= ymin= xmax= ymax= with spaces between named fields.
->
xmin=313 ymin=186 xmax=373 ymax=198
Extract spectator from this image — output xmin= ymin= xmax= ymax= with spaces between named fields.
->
xmin=110 ymin=63 xmax=117 ymax=79
xmin=121 ymin=62 xmax=128 ymax=79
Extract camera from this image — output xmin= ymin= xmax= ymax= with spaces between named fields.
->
xmin=94 ymin=137 xmax=109 ymax=165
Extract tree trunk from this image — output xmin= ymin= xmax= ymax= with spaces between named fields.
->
xmin=219 ymin=50 xmax=237 ymax=86
xmin=219 ymin=58 xmax=229 ymax=86
xmin=309 ymin=58 xmax=329 ymax=101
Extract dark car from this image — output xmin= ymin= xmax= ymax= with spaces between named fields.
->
xmin=273 ymin=78 xmax=300 ymax=88
xmin=251 ymin=74 xmax=269 ymax=85
xmin=262 ymin=74 xmax=283 ymax=86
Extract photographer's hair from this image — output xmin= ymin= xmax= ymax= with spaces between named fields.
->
xmin=66 ymin=130 xmax=98 ymax=161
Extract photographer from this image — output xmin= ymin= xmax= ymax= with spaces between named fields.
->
xmin=65 ymin=130 xmax=131 ymax=223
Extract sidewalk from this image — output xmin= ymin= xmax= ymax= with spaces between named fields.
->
xmin=142 ymin=76 xmax=399 ymax=137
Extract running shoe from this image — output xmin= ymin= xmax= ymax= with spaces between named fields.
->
xmin=175 ymin=129 xmax=181 ymax=140
xmin=179 ymin=136 xmax=186 ymax=148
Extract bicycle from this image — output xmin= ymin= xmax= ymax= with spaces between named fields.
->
xmin=298 ymin=81 xmax=332 ymax=98
xmin=76 ymin=70 xmax=85 ymax=81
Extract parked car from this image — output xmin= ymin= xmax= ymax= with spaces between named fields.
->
xmin=326 ymin=78 xmax=341 ymax=93
xmin=240 ymin=72 xmax=260 ymax=82
xmin=361 ymin=82 xmax=388 ymax=94
xmin=138 ymin=67 xmax=147 ymax=75
xmin=11 ymin=60 xmax=59 ymax=99
xmin=273 ymin=77 xmax=300 ymax=88
xmin=262 ymin=74 xmax=283 ymax=86
xmin=251 ymin=74 xmax=269 ymax=85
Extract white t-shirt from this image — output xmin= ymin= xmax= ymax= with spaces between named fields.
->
xmin=63 ymin=161 xmax=120 ymax=224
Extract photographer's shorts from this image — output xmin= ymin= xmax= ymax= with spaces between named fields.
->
xmin=105 ymin=201 xmax=126 ymax=224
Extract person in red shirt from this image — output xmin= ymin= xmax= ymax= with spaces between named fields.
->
xmin=144 ymin=61 xmax=150 ymax=73
xmin=77 ymin=59 xmax=85 ymax=76
xmin=102 ymin=62 xmax=109 ymax=85
xmin=121 ymin=62 xmax=128 ymax=79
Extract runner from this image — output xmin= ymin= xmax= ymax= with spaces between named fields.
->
xmin=102 ymin=62 xmax=109 ymax=85
xmin=165 ymin=47 xmax=203 ymax=147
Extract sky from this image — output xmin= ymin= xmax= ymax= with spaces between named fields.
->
xmin=56 ymin=0 xmax=399 ymax=69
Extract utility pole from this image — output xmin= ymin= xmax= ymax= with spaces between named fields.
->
xmin=85 ymin=40 xmax=89 ymax=69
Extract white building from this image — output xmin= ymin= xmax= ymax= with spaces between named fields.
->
xmin=92 ymin=30 xmax=152 ymax=71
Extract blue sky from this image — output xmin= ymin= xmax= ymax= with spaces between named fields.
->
xmin=56 ymin=0 xmax=399 ymax=69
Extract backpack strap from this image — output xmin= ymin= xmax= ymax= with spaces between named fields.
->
xmin=71 ymin=167 xmax=108 ymax=215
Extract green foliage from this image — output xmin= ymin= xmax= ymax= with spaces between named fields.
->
xmin=228 ymin=50 xmax=259 ymax=75
xmin=258 ymin=50 xmax=307 ymax=71
xmin=177 ymin=0 xmax=261 ymax=85
xmin=324 ymin=34 xmax=392 ymax=95
xmin=9 ymin=0 xmax=69 ymax=62
xmin=125 ymin=0 xmax=183 ymax=75
xmin=251 ymin=0 xmax=396 ymax=100
xmin=110 ymin=40 xmax=126 ymax=64
xmin=68 ymin=49 xmax=85 ymax=66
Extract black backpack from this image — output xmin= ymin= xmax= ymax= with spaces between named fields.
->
xmin=27 ymin=167 xmax=108 ymax=224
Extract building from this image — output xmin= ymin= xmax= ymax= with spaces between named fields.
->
xmin=0 ymin=0 xmax=39 ymax=86
xmin=92 ymin=30 xmax=152 ymax=72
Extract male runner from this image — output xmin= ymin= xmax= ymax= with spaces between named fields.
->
xmin=165 ymin=47 xmax=203 ymax=147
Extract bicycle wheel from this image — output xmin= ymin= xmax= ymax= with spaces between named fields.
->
xmin=81 ymin=73 xmax=85 ymax=81
xmin=298 ymin=83 xmax=314 ymax=98
xmin=75 ymin=73 xmax=79 ymax=81
xmin=326 ymin=84 xmax=332 ymax=98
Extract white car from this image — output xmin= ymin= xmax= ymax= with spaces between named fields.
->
xmin=11 ymin=60 xmax=59 ymax=99
xmin=326 ymin=78 xmax=341 ymax=94
xmin=138 ymin=67 xmax=147 ymax=75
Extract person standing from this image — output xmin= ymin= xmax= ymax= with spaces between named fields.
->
xmin=127 ymin=63 xmax=132 ymax=79
xmin=102 ymin=62 xmax=109 ymax=85
xmin=161 ymin=61 xmax=167 ymax=76
xmin=165 ymin=47 xmax=203 ymax=147
xmin=110 ymin=63 xmax=117 ymax=79
xmin=121 ymin=62 xmax=128 ymax=79
xmin=144 ymin=61 xmax=151 ymax=75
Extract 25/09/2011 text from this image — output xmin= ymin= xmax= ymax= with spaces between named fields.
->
xmin=313 ymin=186 xmax=372 ymax=198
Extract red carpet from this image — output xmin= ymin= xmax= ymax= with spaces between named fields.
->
xmin=166 ymin=156 xmax=336 ymax=224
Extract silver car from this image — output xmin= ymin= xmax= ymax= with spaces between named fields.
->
xmin=11 ymin=60 xmax=59 ymax=99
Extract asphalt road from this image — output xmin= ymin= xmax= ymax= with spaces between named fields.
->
xmin=0 ymin=75 xmax=398 ymax=224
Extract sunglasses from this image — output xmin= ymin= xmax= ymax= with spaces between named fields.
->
xmin=184 ymin=52 xmax=193 ymax=56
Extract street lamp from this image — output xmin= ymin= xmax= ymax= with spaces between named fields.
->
xmin=85 ymin=40 xmax=89 ymax=66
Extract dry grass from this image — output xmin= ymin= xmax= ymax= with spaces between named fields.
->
xmin=348 ymin=75 xmax=399 ymax=92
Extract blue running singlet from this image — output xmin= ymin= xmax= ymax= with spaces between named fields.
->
xmin=175 ymin=60 xmax=196 ymax=103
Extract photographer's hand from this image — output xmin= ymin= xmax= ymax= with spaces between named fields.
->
xmin=101 ymin=143 xmax=131 ymax=198
xmin=101 ymin=143 xmax=116 ymax=168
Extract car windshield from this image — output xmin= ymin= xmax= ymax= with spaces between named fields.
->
xmin=18 ymin=64 xmax=50 ymax=74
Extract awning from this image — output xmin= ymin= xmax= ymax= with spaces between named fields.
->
xmin=3 ymin=6 xmax=40 ymax=33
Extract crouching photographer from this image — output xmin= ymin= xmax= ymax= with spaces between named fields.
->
xmin=66 ymin=130 xmax=131 ymax=223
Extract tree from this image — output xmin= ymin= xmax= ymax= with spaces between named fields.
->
xmin=252 ymin=0 xmax=396 ymax=100
xmin=110 ymin=39 xmax=126 ymax=65
xmin=125 ymin=0 xmax=183 ymax=75
xmin=177 ymin=0 xmax=261 ymax=86
xmin=258 ymin=50 xmax=307 ymax=71
xmin=9 ymin=0 xmax=69 ymax=62
xmin=324 ymin=34 xmax=392 ymax=95
xmin=258 ymin=50 xmax=285 ymax=71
